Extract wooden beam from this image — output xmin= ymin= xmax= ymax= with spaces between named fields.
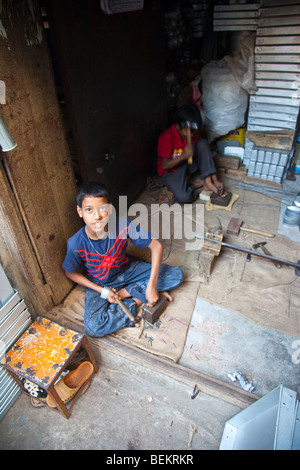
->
xmin=0 ymin=163 xmax=52 ymax=315
xmin=0 ymin=0 xmax=81 ymax=305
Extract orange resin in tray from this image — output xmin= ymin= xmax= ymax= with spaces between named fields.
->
xmin=4 ymin=317 xmax=83 ymax=388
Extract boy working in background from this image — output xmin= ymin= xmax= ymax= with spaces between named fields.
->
xmin=157 ymin=104 xmax=227 ymax=204
xmin=63 ymin=181 xmax=184 ymax=337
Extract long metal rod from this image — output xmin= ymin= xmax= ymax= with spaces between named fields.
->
xmin=196 ymin=235 xmax=300 ymax=269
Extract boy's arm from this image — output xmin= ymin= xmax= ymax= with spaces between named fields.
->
xmin=145 ymin=238 xmax=163 ymax=307
xmin=65 ymin=269 xmax=103 ymax=293
xmin=64 ymin=269 xmax=119 ymax=303
xmin=160 ymin=142 xmax=193 ymax=172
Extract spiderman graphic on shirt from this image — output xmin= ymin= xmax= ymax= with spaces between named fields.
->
xmin=62 ymin=217 xmax=152 ymax=284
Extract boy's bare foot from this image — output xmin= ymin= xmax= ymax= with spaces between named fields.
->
xmin=203 ymin=176 xmax=218 ymax=193
xmin=211 ymin=175 xmax=228 ymax=197
xmin=160 ymin=291 xmax=173 ymax=302
xmin=212 ymin=174 xmax=222 ymax=187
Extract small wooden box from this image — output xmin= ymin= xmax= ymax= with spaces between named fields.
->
xmin=142 ymin=295 xmax=168 ymax=324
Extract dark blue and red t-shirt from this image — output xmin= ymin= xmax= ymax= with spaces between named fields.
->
xmin=63 ymin=217 xmax=152 ymax=284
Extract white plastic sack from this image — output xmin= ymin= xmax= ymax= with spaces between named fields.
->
xmin=200 ymin=32 xmax=256 ymax=142
xmin=224 ymin=32 xmax=257 ymax=94
xmin=201 ymin=59 xmax=248 ymax=143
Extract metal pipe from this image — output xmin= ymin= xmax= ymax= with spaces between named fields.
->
xmin=196 ymin=235 xmax=300 ymax=269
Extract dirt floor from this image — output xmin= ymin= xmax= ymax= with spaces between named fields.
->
xmin=0 ymin=173 xmax=299 ymax=451
xmin=0 ymin=348 xmax=242 ymax=451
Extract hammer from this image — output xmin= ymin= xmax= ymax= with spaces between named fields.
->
xmin=253 ymin=241 xmax=282 ymax=269
xmin=181 ymin=121 xmax=198 ymax=165
xmin=227 ymin=218 xmax=275 ymax=238
xmin=115 ymin=298 xmax=141 ymax=327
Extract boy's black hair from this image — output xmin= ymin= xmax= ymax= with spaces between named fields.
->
xmin=173 ymin=104 xmax=202 ymax=129
xmin=76 ymin=181 xmax=110 ymax=207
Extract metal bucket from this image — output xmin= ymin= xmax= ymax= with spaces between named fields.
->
xmin=283 ymin=205 xmax=300 ymax=227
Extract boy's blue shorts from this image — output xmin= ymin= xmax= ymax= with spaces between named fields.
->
xmin=84 ymin=258 xmax=184 ymax=337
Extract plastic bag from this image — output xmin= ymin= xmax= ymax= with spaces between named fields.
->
xmin=201 ymin=59 xmax=248 ymax=142
xmin=200 ymin=32 xmax=256 ymax=142
xmin=224 ymin=32 xmax=257 ymax=94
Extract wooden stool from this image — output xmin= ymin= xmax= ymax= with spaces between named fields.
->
xmin=1 ymin=317 xmax=98 ymax=418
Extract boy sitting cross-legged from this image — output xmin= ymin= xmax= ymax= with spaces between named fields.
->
xmin=63 ymin=181 xmax=184 ymax=337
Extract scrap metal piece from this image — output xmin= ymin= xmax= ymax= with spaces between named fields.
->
xmin=191 ymin=384 xmax=200 ymax=399
xmin=228 ymin=371 xmax=254 ymax=393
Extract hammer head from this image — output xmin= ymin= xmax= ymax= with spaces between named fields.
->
xmin=253 ymin=241 xmax=267 ymax=249
xmin=226 ymin=218 xmax=242 ymax=236
xmin=180 ymin=121 xmax=198 ymax=131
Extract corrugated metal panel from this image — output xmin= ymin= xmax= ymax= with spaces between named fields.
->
xmin=213 ymin=3 xmax=260 ymax=31
xmin=256 ymin=35 xmax=300 ymax=45
xmin=212 ymin=2 xmax=300 ymax=181
xmin=0 ymin=266 xmax=32 ymax=421
xmin=247 ymin=2 xmax=300 ymax=136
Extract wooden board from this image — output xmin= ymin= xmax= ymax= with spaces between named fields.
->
xmin=246 ymin=130 xmax=296 ymax=150
xmin=0 ymin=0 xmax=81 ymax=306
xmin=214 ymin=154 xmax=240 ymax=170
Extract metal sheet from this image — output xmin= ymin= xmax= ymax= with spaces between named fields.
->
xmin=0 ymin=300 xmax=26 ymax=336
xmin=0 ymin=312 xmax=32 ymax=357
xmin=255 ymin=63 xmax=300 ymax=72
xmin=247 ymin=124 xmax=285 ymax=131
xmin=292 ymin=401 xmax=300 ymax=450
xmin=255 ymin=45 xmax=300 ymax=54
xmin=257 ymin=26 xmax=300 ymax=36
xmin=214 ymin=25 xmax=257 ymax=31
xmin=0 ymin=265 xmax=14 ymax=308
xmin=250 ymin=95 xmax=300 ymax=106
xmin=259 ymin=15 xmax=300 ymax=26
xmin=261 ymin=0 xmax=300 ymax=6
xmin=247 ymin=117 xmax=297 ymax=130
xmin=0 ymin=372 xmax=16 ymax=399
xmin=255 ymin=87 xmax=297 ymax=98
xmin=220 ymin=386 xmax=280 ymax=450
xmin=214 ymin=18 xmax=258 ymax=25
xmin=256 ymin=35 xmax=300 ymax=45
xmin=250 ymin=95 xmax=300 ymax=110
xmin=0 ymin=291 xmax=21 ymax=321
xmin=214 ymin=4 xmax=260 ymax=11
xmin=255 ymin=79 xmax=299 ymax=89
xmin=260 ymin=5 xmax=300 ymax=17
xmin=248 ymin=109 xmax=298 ymax=122
xmin=0 ymin=381 xmax=21 ymax=421
xmin=274 ymin=387 xmax=298 ymax=450
xmin=255 ymin=70 xmax=300 ymax=80
xmin=255 ymin=54 xmax=300 ymax=63
xmin=220 ymin=386 xmax=299 ymax=450
xmin=214 ymin=11 xmax=259 ymax=19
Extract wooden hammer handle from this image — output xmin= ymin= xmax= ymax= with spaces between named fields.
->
xmin=240 ymin=227 xmax=275 ymax=238
xmin=259 ymin=245 xmax=282 ymax=268
xmin=186 ymin=127 xmax=193 ymax=165
xmin=115 ymin=298 xmax=139 ymax=326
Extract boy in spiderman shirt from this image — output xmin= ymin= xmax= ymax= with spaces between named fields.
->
xmin=63 ymin=181 xmax=184 ymax=337
xmin=158 ymin=104 xmax=227 ymax=203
